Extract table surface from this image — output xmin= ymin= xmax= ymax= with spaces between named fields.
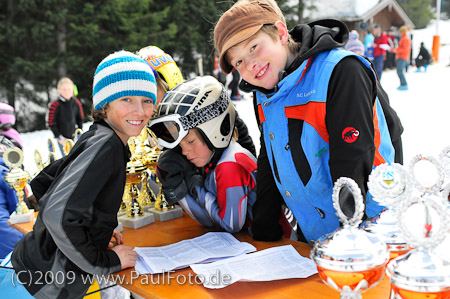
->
xmin=10 ymin=212 xmax=391 ymax=299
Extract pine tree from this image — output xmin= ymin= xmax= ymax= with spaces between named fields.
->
xmin=397 ymin=0 xmax=434 ymax=29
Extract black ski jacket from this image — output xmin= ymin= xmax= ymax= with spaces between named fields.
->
xmin=12 ymin=121 xmax=129 ymax=299
xmin=46 ymin=96 xmax=84 ymax=139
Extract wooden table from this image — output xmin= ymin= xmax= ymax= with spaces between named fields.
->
xmin=8 ymin=211 xmax=37 ymax=235
xmin=10 ymin=212 xmax=391 ymax=298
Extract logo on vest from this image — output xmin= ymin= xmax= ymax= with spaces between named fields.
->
xmin=342 ymin=127 xmax=359 ymax=143
xmin=296 ymin=89 xmax=316 ymax=98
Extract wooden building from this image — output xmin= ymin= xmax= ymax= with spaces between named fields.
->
xmin=305 ymin=0 xmax=414 ymax=35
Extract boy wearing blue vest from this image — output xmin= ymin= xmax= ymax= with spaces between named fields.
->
xmin=214 ymin=0 xmax=403 ymax=244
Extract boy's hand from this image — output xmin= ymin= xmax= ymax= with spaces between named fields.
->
xmin=108 ymin=229 xmax=123 ymax=249
xmin=111 ymin=245 xmax=137 ymax=269
xmin=157 ymin=150 xmax=201 ymax=204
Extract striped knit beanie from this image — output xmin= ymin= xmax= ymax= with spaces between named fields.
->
xmin=93 ymin=50 xmax=157 ymax=110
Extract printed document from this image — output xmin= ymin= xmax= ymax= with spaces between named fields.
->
xmin=190 ymin=245 xmax=318 ymax=288
xmin=134 ymin=232 xmax=256 ymax=274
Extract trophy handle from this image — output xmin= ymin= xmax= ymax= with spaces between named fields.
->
xmin=332 ymin=177 xmax=365 ymax=227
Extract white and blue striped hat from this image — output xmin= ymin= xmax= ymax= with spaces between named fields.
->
xmin=93 ymin=50 xmax=157 ymax=110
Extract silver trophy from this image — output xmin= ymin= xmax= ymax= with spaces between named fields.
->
xmin=363 ymin=163 xmax=412 ymax=261
xmin=311 ymin=177 xmax=389 ymax=299
xmin=409 ymin=154 xmax=445 ymax=195
xmin=386 ymin=193 xmax=450 ymax=298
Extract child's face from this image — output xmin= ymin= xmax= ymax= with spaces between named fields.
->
xmin=105 ymin=95 xmax=154 ymax=144
xmin=59 ymin=83 xmax=74 ymax=100
xmin=179 ymin=129 xmax=213 ymax=168
xmin=227 ymin=24 xmax=289 ymax=90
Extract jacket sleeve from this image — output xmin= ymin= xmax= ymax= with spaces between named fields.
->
xmin=0 ymin=170 xmax=25 ymax=258
xmin=74 ymin=97 xmax=84 ymax=129
xmin=249 ymin=137 xmax=285 ymax=241
xmin=235 ymin=112 xmax=257 ymax=156
xmin=182 ymin=162 xmax=255 ymax=233
xmin=46 ymin=101 xmax=61 ymax=138
xmin=326 ymin=56 xmax=376 ymax=217
xmin=41 ymin=142 xmax=121 ymax=275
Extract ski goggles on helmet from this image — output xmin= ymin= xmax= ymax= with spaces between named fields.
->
xmin=148 ymin=92 xmax=229 ymax=149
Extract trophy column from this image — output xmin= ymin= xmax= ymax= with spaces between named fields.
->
xmin=4 ymin=148 xmax=34 ymax=224
xmin=117 ymin=159 xmax=155 ymax=229
xmin=143 ymin=128 xmax=182 ymax=221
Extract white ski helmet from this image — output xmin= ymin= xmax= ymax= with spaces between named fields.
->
xmin=149 ymin=75 xmax=236 ymax=150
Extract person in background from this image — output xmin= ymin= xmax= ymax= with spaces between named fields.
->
xmin=363 ymin=28 xmax=375 ymax=60
xmin=229 ymin=69 xmax=241 ymax=101
xmin=0 ymin=133 xmax=25 ymax=260
xmin=395 ymin=26 xmax=411 ymax=91
xmin=372 ymin=24 xmax=389 ymax=79
xmin=214 ymin=50 xmax=228 ymax=87
xmin=384 ymin=27 xmax=398 ymax=71
xmin=150 ymin=76 xmax=257 ymax=233
xmin=415 ymin=42 xmax=432 ymax=72
xmin=407 ymin=25 xmax=414 ymax=70
xmin=46 ymin=77 xmax=84 ymax=156
xmin=344 ymin=30 xmax=365 ymax=55
xmin=0 ymin=103 xmax=23 ymax=149
xmin=363 ymin=29 xmax=374 ymax=49
xmin=214 ymin=0 xmax=402 ymax=243
xmin=0 ymin=103 xmax=38 ymax=211
xmin=8 ymin=50 xmax=156 ymax=298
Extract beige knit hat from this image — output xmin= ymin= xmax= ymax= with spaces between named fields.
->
xmin=214 ymin=1 xmax=282 ymax=74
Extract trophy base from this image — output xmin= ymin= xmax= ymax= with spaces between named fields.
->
xmin=10 ymin=209 xmax=35 ymax=224
xmin=117 ymin=210 xmax=126 ymax=217
xmin=115 ymin=222 xmax=123 ymax=232
xmin=149 ymin=206 xmax=183 ymax=222
xmin=142 ymin=203 xmax=155 ymax=213
xmin=118 ymin=213 xmax=154 ymax=229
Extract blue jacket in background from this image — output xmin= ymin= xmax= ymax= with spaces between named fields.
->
xmin=0 ymin=157 xmax=24 ymax=259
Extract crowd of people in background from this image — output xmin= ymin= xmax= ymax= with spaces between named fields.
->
xmin=345 ymin=23 xmax=432 ymax=91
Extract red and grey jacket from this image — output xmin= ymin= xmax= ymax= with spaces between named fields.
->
xmin=46 ymin=96 xmax=84 ymax=139
xmin=178 ymin=140 xmax=257 ymax=233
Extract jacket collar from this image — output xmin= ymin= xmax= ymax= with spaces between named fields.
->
xmin=239 ymin=19 xmax=349 ymax=95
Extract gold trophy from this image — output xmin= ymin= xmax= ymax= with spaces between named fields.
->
xmin=63 ymin=139 xmax=75 ymax=156
xmin=154 ymin=180 xmax=170 ymax=212
xmin=117 ymin=138 xmax=155 ymax=229
xmin=144 ymin=129 xmax=183 ymax=221
xmin=73 ymin=128 xmax=83 ymax=143
xmin=48 ymin=138 xmax=57 ymax=163
xmin=32 ymin=138 xmax=58 ymax=178
xmin=34 ymin=149 xmax=44 ymax=173
xmin=4 ymin=147 xmax=34 ymax=224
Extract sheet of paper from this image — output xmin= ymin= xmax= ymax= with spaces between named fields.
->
xmin=190 ymin=245 xmax=318 ymax=289
xmin=134 ymin=232 xmax=256 ymax=274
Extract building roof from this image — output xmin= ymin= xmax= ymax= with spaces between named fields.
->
xmin=305 ymin=0 xmax=414 ymax=27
